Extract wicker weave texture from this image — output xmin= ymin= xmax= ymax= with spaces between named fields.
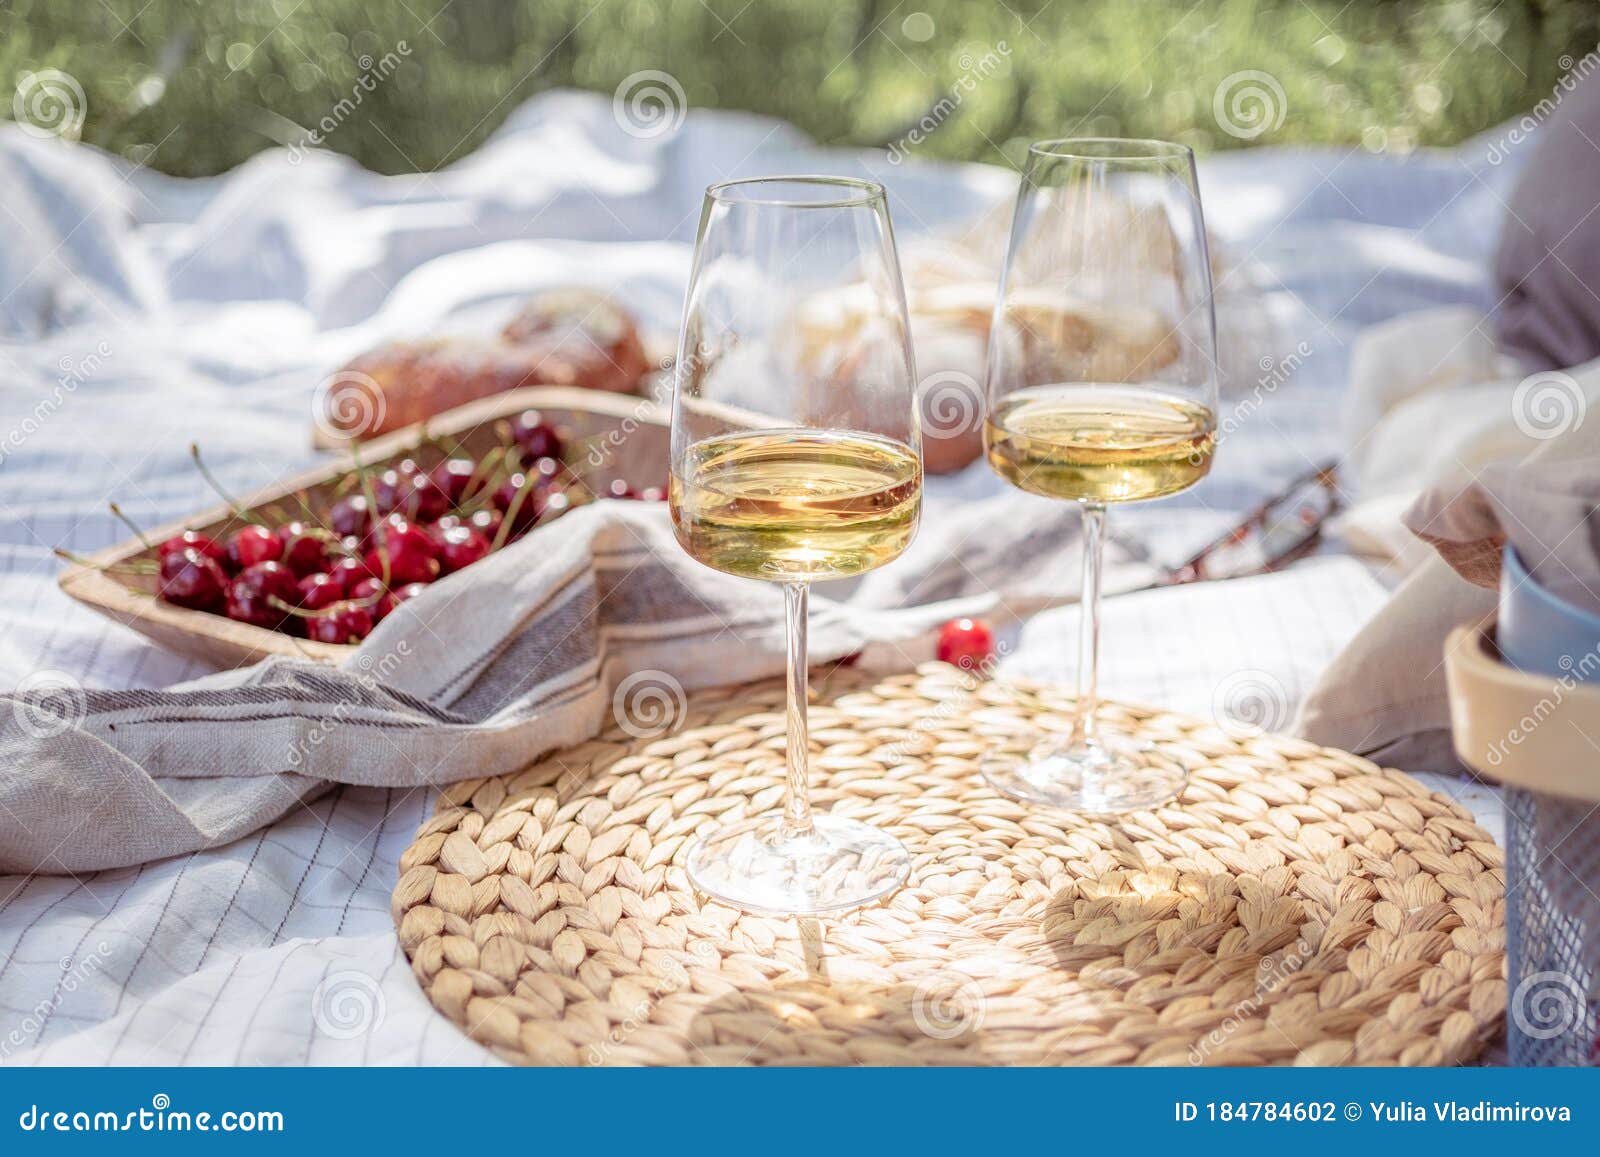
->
xmin=393 ymin=665 xmax=1506 ymax=1066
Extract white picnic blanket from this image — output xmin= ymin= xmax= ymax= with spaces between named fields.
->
xmin=0 ymin=91 xmax=1518 ymax=1064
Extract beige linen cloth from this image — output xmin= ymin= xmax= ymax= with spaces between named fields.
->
xmin=1 ymin=500 xmax=1151 ymax=876
xmin=1296 ymin=306 xmax=1600 ymax=768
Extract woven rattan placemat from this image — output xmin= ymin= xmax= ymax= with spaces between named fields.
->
xmin=392 ymin=664 xmax=1505 ymax=1065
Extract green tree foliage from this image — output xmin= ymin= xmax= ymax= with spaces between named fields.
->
xmin=3 ymin=0 xmax=1597 ymax=176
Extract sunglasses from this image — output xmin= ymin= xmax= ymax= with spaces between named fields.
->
xmin=1162 ymin=462 xmax=1343 ymax=585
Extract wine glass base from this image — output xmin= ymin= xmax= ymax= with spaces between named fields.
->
xmin=981 ymin=732 xmax=1186 ymax=814
xmin=685 ymin=815 xmax=911 ymax=916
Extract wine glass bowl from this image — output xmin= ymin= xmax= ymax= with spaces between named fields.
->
xmin=669 ymin=176 xmax=921 ymax=913
xmin=980 ymin=138 xmax=1220 ymax=814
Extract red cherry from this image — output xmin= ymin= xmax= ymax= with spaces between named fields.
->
xmin=466 ymin=508 xmax=503 ymax=539
xmin=226 ymin=561 xmax=299 ymax=631
xmin=226 ymin=524 xmax=282 ymax=570
xmin=297 ymin=572 xmax=344 ymax=611
xmin=936 ymin=617 xmax=996 ymax=672
xmin=639 ymin=486 xmax=666 ymax=502
xmin=392 ymin=582 xmax=431 ymax=605
xmin=277 ymin=521 xmax=329 ymax=577
xmin=429 ymin=458 xmax=477 ymax=506
xmin=372 ymin=467 xmax=409 ymax=515
xmin=362 ymin=515 xmax=439 ymax=586
xmin=492 ymin=472 xmax=546 ymax=532
xmin=348 ymin=577 xmax=398 ymax=621
xmin=159 ymin=530 xmax=226 ymax=566
xmin=327 ymin=556 xmax=367 ymax=595
xmin=328 ymin=495 xmax=373 ymax=539
xmin=430 ymin=523 xmax=491 ymax=574
xmin=306 ymin=603 xmax=375 ymax=644
xmin=158 ymin=548 xmax=228 ymax=612
xmin=605 ymin=480 xmax=641 ymax=501
xmin=509 ymin=411 xmax=563 ymax=460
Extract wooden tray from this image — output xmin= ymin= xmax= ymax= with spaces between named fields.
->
xmin=58 ymin=387 xmax=668 ymax=670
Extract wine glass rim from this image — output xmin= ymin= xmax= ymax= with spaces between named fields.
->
xmin=1028 ymin=137 xmax=1194 ymax=161
xmin=706 ymin=175 xmax=886 ymax=208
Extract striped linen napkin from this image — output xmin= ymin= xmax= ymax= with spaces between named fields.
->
xmin=1 ymin=498 xmax=1151 ymax=875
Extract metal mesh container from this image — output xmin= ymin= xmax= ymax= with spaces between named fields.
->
xmin=1446 ymin=613 xmax=1600 ymax=1068
xmin=1504 ymin=787 xmax=1600 ymax=1065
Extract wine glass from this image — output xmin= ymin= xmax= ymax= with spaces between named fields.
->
xmin=980 ymin=138 xmax=1219 ymax=813
xmin=669 ymin=176 xmax=921 ymax=914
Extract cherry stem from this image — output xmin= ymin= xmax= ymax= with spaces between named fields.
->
xmin=491 ymin=479 xmax=535 ymax=553
xmin=268 ymin=595 xmax=365 ymax=620
xmin=190 ymin=443 xmax=264 ymax=525
xmin=458 ymin=446 xmax=508 ymax=513
xmin=54 ymin=548 xmax=158 ymax=575
xmin=107 ymin=503 xmax=155 ymax=551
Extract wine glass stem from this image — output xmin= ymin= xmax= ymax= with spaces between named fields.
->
xmin=782 ymin=581 xmax=816 ymax=840
xmin=1073 ymin=501 xmax=1106 ymax=750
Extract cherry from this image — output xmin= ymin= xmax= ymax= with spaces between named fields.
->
xmin=936 ymin=617 xmax=997 ymax=672
xmin=466 ymin=508 xmax=503 ymax=539
xmin=392 ymin=582 xmax=431 ymax=605
xmin=226 ymin=561 xmax=299 ymax=631
xmin=297 ymin=572 xmax=345 ymax=612
xmin=362 ymin=515 xmax=439 ymax=586
xmin=348 ymin=577 xmax=398 ymax=621
xmin=429 ymin=457 xmax=477 ymax=507
xmin=372 ymin=467 xmax=411 ymax=516
xmin=277 ymin=521 xmax=329 ymax=577
xmin=328 ymin=494 xmax=373 ymax=539
xmin=306 ymin=603 xmax=375 ymax=644
xmin=493 ymin=472 xmax=546 ymax=532
xmin=605 ymin=480 xmax=641 ymax=501
xmin=327 ymin=556 xmax=367 ymax=595
xmin=159 ymin=530 xmax=226 ymax=566
xmin=226 ymin=524 xmax=283 ymax=570
xmin=404 ymin=471 xmax=451 ymax=522
xmin=430 ymin=523 xmax=491 ymax=574
xmin=639 ymin=486 xmax=666 ymax=502
xmin=159 ymin=548 xmax=228 ymax=612
xmin=509 ymin=411 xmax=563 ymax=461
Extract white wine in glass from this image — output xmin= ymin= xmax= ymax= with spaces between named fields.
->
xmin=670 ymin=429 xmax=920 ymax=582
xmin=670 ymin=176 xmax=922 ymax=914
xmin=981 ymin=139 xmax=1220 ymax=813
